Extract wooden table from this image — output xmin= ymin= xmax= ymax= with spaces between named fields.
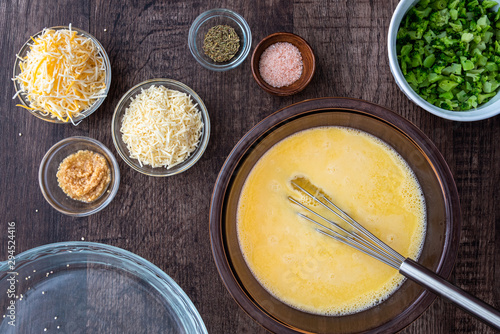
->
xmin=1 ymin=1 xmax=498 ymax=333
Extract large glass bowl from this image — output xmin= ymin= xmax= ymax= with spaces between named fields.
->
xmin=188 ymin=8 xmax=252 ymax=71
xmin=209 ymin=98 xmax=461 ymax=333
xmin=39 ymin=136 xmax=120 ymax=217
xmin=111 ymin=78 xmax=210 ymax=177
xmin=12 ymin=26 xmax=111 ymax=124
xmin=0 ymin=242 xmax=207 ymax=333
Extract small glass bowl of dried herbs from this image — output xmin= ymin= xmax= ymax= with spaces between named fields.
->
xmin=189 ymin=8 xmax=252 ymax=71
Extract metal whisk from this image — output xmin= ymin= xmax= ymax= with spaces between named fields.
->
xmin=289 ymin=180 xmax=500 ymax=330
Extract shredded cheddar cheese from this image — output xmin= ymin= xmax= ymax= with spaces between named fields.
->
xmin=120 ymin=85 xmax=204 ymax=169
xmin=12 ymin=26 xmax=107 ymax=123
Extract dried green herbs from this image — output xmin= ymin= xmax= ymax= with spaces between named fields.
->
xmin=203 ymin=25 xmax=240 ymax=62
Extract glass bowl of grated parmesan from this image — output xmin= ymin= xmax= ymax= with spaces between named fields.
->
xmin=12 ymin=26 xmax=111 ymax=124
xmin=111 ymin=79 xmax=210 ymax=177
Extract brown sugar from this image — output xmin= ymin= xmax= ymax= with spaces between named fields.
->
xmin=57 ymin=150 xmax=111 ymax=203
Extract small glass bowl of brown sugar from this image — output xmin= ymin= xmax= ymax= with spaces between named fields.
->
xmin=188 ymin=8 xmax=252 ymax=71
xmin=39 ymin=136 xmax=120 ymax=217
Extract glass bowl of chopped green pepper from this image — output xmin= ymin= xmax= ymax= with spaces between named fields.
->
xmin=388 ymin=0 xmax=500 ymax=121
xmin=189 ymin=8 xmax=252 ymax=71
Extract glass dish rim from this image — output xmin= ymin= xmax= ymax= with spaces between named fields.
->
xmin=0 ymin=241 xmax=208 ymax=334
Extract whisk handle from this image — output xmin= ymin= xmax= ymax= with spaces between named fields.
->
xmin=400 ymin=259 xmax=500 ymax=330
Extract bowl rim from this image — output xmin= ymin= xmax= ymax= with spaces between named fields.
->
xmin=0 ymin=241 xmax=208 ymax=334
xmin=388 ymin=0 xmax=500 ymax=122
xmin=188 ymin=8 xmax=252 ymax=71
xmin=251 ymin=32 xmax=316 ymax=96
xmin=38 ymin=136 xmax=120 ymax=217
xmin=209 ymin=97 xmax=462 ymax=333
xmin=111 ymin=78 xmax=211 ymax=177
xmin=12 ymin=25 xmax=111 ymax=124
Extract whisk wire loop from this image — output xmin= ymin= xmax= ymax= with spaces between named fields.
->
xmin=293 ymin=206 xmax=401 ymax=269
xmin=320 ymin=194 xmax=405 ymax=263
xmin=315 ymin=229 xmax=401 ymax=269
xmin=290 ymin=181 xmax=405 ymax=265
xmin=288 ymin=180 xmax=500 ymax=329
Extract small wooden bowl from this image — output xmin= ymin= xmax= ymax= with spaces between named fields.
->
xmin=251 ymin=32 xmax=316 ymax=96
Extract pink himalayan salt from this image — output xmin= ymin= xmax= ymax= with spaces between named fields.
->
xmin=259 ymin=42 xmax=303 ymax=88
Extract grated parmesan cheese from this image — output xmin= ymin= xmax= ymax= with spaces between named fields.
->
xmin=12 ymin=25 xmax=107 ymax=123
xmin=120 ymin=85 xmax=204 ymax=169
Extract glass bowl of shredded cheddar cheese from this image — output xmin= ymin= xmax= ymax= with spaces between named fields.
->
xmin=12 ymin=25 xmax=111 ymax=124
xmin=112 ymin=79 xmax=210 ymax=177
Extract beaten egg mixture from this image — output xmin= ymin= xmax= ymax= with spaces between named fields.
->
xmin=237 ymin=127 xmax=426 ymax=315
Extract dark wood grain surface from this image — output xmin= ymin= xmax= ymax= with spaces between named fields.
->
xmin=0 ymin=0 xmax=498 ymax=333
